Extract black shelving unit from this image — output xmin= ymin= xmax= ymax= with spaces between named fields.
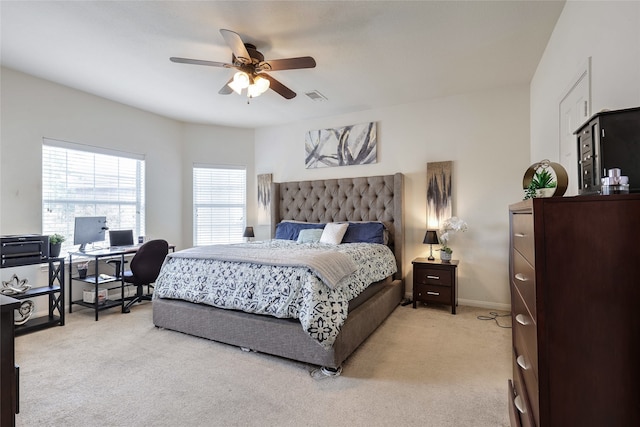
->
xmin=68 ymin=251 xmax=125 ymax=321
xmin=2 ymin=257 xmax=65 ymax=336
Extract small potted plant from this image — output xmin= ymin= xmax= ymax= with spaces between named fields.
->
xmin=76 ymin=261 xmax=89 ymax=279
xmin=524 ymin=168 xmax=557 ymax=200
xmin=439 ymin=217 xmax=468 ymax=262
xmin=49 ymin=234 xmax=66 ymax=258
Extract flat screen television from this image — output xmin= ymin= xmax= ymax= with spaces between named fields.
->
xmin=73 ymin=216 xmax=108 ymax=251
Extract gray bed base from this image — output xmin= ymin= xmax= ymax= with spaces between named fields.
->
xmin=153 ymin=173 xmax=404 ymax=369
xmin=153 ymin=278 xmax=402 ymax=368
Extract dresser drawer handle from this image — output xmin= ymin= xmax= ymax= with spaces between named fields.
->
xmin=514 ymin=273 xmax=528 ymax=282
xmin=427 ymin=291 xmax=440 ymax=296
xmin=514 ymin=233 xmax=527 ymax=238
xmin=516 ymin=354 xmax=530 ymax=370
xmin=515 ymin=314 xmax=530 ymax=326
xmin=426 ymin=275 xmax=440 ymax=280
xmin=514 ymin=395 xmax=526 ymax=414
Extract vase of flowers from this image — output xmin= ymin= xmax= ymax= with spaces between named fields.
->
xmin=439 ymin=217 xmax=468 ymax=262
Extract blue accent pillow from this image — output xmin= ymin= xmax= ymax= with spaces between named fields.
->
xmin=275 ymin=222 xmax=326 ymax=241
xmin=342 ymin=222 xmax=386 ymax=244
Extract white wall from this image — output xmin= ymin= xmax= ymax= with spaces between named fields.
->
xmin=180 ymin=123 xmax=255 ymax=248
xmin=531 ymin=0 xmax=640 ymax=163
xmin=0 ymin=67 xmax=254 ymax=309
xmin=0 ymin=67 xmax=183 ymax=245
xmin=256 ymin=85 xmax=531 ymax=308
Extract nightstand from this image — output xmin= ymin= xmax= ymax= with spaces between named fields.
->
xmin=412 ymin=258 xmax=459 ymax=314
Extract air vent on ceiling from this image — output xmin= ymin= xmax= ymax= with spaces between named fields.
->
xmin=305 ymin=90 xmax=328 ymax=101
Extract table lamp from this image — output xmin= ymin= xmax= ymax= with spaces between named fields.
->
xmin=243 ymin=226 xmax=255 ymax=242
xmin=423 ymin=230 xmax=439 ymax=261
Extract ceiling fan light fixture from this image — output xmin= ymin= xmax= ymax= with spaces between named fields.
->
xmin=254 ymin=75 xmax=270 ymax=93
xmin=228 ymin=71 xmax=250 ymax=94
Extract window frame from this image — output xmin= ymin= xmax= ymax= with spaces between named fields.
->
xmin=42 ymin=138 xmax=145 ymax=256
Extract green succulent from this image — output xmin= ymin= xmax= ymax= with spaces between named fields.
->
xmin=49 ymin=234 xmax=66 ymax=245
xmin=524 ymin=169 xmax=557 ymax=200
xmin=531 ymin=169 xmax=557 ymax=189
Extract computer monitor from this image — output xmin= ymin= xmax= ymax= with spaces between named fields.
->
xmin=73 ymin=216 xmax=108 ymax=252
xmin=109 ymin=230 xmax=134 ymax=247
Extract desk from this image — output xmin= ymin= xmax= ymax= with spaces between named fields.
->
xmin=68 ymin=244 xmax=174 ymax=320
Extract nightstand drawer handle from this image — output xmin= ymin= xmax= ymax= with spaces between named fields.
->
xmin=515 ymin=314 xmax=530 ymax=326
xmin=426 ymin=275 xmax=440 ymax=280
xmin=514 ymin=395 xmax=526 ymax=414
xmin=516 ymin=354 xmax=530 ymax=370
xmin=514 ymin=233 xmax=527 ymax=238
xmin=427 ymin=291 xmax=440 ymax=296
xmin=514 ymin=273 xmax=528 ymax=282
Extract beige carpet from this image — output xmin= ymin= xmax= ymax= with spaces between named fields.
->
xmin=15 ymin=302 xmax=512 ymax=427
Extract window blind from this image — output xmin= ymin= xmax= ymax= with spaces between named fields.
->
xmin=42 ymin=138 xmax=145 ymax=255
xmin=193 ymin=165 xmax=246 ymax=246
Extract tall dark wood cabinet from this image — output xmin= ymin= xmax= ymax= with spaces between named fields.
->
xmin=508 ymin=195 xmax=640 ymax=427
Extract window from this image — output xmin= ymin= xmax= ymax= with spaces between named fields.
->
xmin=193 ymin=165 xmax=246 ymax=245
xmin=42 ymin=138 xmax=145 ymax=255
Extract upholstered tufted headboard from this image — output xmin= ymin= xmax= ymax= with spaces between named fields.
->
xmin=270 ymin=173 xmax=404 ymax=280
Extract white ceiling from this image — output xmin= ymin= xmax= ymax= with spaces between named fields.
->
xmin=0 ymin=1 xmax=565 ymax=129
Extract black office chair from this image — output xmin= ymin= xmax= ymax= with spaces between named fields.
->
xmin=122 ymin=239 xmax=169 ymax=313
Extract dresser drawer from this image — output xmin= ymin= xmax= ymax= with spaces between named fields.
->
xmin=508 ymin=380 xmax=523 ymax=427
xmin=414 ymin=266 xmax=452 ymax=286
xmin=511 ymin=212 xmax=534 ymax=264
xmin=414 ymin=283 xmax=451 ymax=305
xmin=511 ymin=353 xmax=535 ymax=427
xmin=512 ymin=250 xmax=536 ymax=319
xmin=512 ymin=285 xmax=538 ymax=373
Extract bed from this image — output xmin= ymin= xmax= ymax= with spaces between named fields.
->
xmin=152 ymin=173 xmax=404 ymax=370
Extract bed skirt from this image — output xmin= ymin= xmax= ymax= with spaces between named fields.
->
xmin=152 ymin=278 xmax=403 ymax=368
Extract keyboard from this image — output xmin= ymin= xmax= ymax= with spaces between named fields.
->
xmin=110 ymin=245 xmax=139 ymax=252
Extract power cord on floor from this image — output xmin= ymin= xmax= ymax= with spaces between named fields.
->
xmin=477 ymin=311 xmax=512 ymax=328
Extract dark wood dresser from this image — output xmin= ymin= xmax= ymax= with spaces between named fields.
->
xmin=508 ymin=195 xmax=640 ymax=427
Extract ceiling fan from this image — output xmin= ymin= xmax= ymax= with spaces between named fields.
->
xmin=170 ymin=29 xmax=316 ymax=100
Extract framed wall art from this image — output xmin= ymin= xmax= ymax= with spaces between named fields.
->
xmin=257 ymin=173 xmax=272 ymax=225
xmin=426 ymin=161 xmax=452 ymax=229
xmin=305 ymin=122 xmax=377 ymax=168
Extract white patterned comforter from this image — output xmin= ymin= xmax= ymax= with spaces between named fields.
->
xmin=153 ymin=240 xmax=397 ymax=348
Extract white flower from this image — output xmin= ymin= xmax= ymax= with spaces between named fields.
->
xmin=439 ymin=217 xmax=468 ymax=252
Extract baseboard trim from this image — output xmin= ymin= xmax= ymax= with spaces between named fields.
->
xmin=458 ymin=298 xmax=510 ymax=311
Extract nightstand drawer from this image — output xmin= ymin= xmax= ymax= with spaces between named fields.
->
xmin=414 ymin=283 xmax=451 ymax=304
xmin=413 ymin=267 xmax=452 ymax=286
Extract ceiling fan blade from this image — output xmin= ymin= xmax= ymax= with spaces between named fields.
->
xmin=170 ymin=57 xmax=232 ymax=68
xmin=220 ymin=29 xmax=251 ymax=65
xmin=259 ymin=57 xmax=316 ymax=71
xmin=218 ymin=77 xmax=234 ymax=95
xmin=260 ymin=74 xmax=296 ymax=99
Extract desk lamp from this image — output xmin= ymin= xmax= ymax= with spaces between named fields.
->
xmin=423 ymin=230 xmax=439 ymax=261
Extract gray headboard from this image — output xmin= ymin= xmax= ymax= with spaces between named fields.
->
xmin=270 ymin=173 xmax=404 ymax=280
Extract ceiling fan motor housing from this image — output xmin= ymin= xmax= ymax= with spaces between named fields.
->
xmin=232 ymin=43 xmax=264 ymax=66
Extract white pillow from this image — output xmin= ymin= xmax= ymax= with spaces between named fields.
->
xmin=320 ymin=223 xmax=349 ymax=245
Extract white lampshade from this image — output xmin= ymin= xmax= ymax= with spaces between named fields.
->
xmin=247 ymin=76 xmax=270 ymax=98
xmin=254 ymin=75 xmax=270 ymax=93
xmin=228 ymin=72 xmax=250 ymax=94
